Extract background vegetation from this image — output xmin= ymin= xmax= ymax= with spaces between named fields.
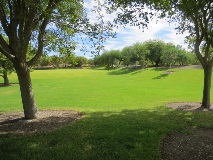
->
xmin=33 ymin=39 xmax=199 ymax=71
xmin=93 ymin=39 xmax=198 ymax=69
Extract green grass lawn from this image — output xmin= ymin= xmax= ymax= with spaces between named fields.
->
xmin=1 ymin=67 xmax=213 ymax=160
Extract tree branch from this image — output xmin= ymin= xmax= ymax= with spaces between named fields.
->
xmin=0 ymin=2 xmax=9 ymax=35
xmin=192 ymin=13 xmax=205 ymax=67
xmin=28 ymin=0 xmax=63 ymax=66
xmin=27 ymin=20 xmax=48 ymax=66
xmin=33 ymin=0 xmax=63 ymax=27
xmin=0 ymin=34 xmax=15 ymax=62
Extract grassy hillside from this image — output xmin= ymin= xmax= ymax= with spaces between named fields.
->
xmin=0 ymin=67 xmax=205 ymax=112
xmin=1 ymin=67 xmax=213 ymax=160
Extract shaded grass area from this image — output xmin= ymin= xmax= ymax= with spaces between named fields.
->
xmin=1 ymin=107 xmax=213 ymax=160
xmin=0 ymin=67 xmax=212 ymax=159
xmin=107 ymin=67 xmax=143 ymax=75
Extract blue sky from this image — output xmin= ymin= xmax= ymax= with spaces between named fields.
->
xmin=75 ymin=0 xmax=189 ymax=59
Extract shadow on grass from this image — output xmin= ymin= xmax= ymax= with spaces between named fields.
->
xmin=152 ymin=73 xmax=169 ymax=80
xmin=0 ymin=83 xmax=19 ymax=88
xmin=89 ymin=66 xmax=108 ymax=70
xmin=1 ymin=107 xmax=213 ymax=160
xmin=108 ymin=67 xmax=143 ymax=75
xmin=151 ymin=67 xmax=170 ymax=71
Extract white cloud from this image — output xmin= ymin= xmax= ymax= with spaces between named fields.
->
xmin=76 ymin=0 xmax=190 ymax=57
xmin=98 ymin=20 xmax=189 ymax=55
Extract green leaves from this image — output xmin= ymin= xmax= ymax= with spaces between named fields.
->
xmin=93 ymin=38 xmax=194 ymax=67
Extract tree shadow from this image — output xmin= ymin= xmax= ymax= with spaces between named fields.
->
xmin=0 ymin=84 xmax=9 ymax=87
xmin=151 ymin=67 xmax=169 ymax=71
xmin=152 ymin=73 xmax=169 ymax=79
xmin=0 ymin=112 xmax=81 ymax=135
xmin=1 ymin=106 xmax=212 ymax=159
xmin=89 ymin=66 xmax=107 ymax=70
xmin=152 ymin=70 xmax=175 ymax=79
xmin=0 ymin=83 xmax=19 ymax=88
xmin=108 ymin=67 xmax=143 ymax=75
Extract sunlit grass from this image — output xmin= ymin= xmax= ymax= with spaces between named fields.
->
xmin=0 ymin=67 xmax=205 ymax=113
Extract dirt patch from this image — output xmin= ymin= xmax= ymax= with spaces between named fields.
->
xmin=161 ymin=102 xmax=213 ymax=160
xmin=177 ymin=65 xmax=203 ymax=69
xmin=166 ymin=102 xmax=213 ymax=112
xmin=0 ymin=110 xmax=83 ymax=135
xmin=161 ymin=127 xmax=213 ymax=160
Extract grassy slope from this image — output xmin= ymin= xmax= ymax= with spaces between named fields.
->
xmin=0 ymin=67 xmax=204 ymax=112
xmin=1 ymin=67 xmax=213 ymax=160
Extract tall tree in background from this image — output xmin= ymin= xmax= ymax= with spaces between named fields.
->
xmin=107 ymin=0 xmax=213 ymax=108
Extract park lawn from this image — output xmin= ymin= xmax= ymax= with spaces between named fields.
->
xmin=1 ymin=67 xmax=213 ymax=160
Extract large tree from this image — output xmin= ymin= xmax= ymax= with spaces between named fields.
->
xmin=0 ymin=0 xmax=111 ymax=119
xmin=168 ymin=0 xmax=213 ymax=108
xmin=107 ymin=0 xmax=213 ymax=108
xmin=0 ymin=0 xmax=84 ymax=119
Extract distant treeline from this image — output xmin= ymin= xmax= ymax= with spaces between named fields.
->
xmin=35 ymin=39 xmax=199 ymax=70
xmin=93 ymin=39 xmax=199 ymax=69
xmin=35 ymin=54 xmax=89 ymax=69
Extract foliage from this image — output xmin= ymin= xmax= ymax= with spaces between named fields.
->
xmin=161 ymin=43 xmax=178 ymax=67
xmin=36 ymin=54 xmax=89 ymax=68
xmin=74 ymin=56 xmax=88 ymax=67
xmin=130 ymin=42 xmax=148 ymax=66
xmin=143 ymin=39 xmax=165 ymax=66
xmin=94 ymin=50 xmax=122 ymax=69
xmin=93 ymin=39 xmax=193 ymax=67
xmin=37 ymin=56 xmax=51 ymax=67
xmin=121 ymin=46 xmax=133 ymax=66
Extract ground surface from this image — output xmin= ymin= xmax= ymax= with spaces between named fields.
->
xmin=1 ymin=103 xmax=213 ymax=160
xmin=0 ymin=110 xmax=82 ymax=135
xmin=161 ymin=102 xmax=213 ymax=160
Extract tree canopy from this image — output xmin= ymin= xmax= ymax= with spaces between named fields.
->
xmin=93 ymin=39 xmax=194 ymax=68
xmin=0 ymin=0 xmax=114 ymax=119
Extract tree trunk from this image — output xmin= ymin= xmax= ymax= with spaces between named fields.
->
xmin=155 ymin=58 xmax=161 ymax=67
xmin=201 ymin=64 xmax=212 ymax=108
xmin=14 ymin=62 xmax=37 ymax=119
xmin=3 ymin=70 xmax=9 ymax=85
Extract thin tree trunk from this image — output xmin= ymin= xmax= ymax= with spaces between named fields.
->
xmin=155 ymin=58 xmax=161 ymax=67
xmin=201 ymin=64 xmax=212 ymax=108
xmin=15 ymin=62 xmax=37 ymax=119
xmin=3 ymin=70 xmax=9 ymax=85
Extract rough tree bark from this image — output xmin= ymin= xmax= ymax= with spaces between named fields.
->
xmin=201 ymin=64 xmax=213 ymax=108
xmin=14 ymin=62 xmax=37 ymax=119
xmin=0 ymin=0 xmax=62 ymax=119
